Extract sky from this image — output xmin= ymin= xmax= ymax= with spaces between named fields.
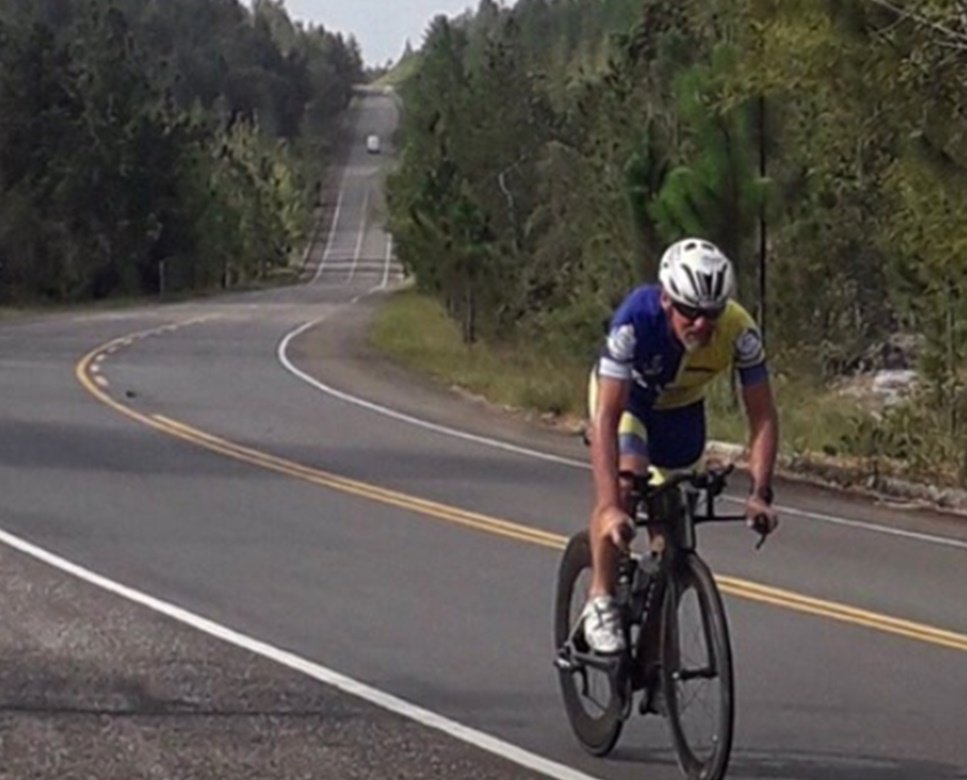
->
xmin=280 ymin=1 xmax=484 ymax=66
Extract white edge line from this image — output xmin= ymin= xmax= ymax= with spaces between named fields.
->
xmin=313 ymin=179 xmax=347 ymax=283
xmin=278 ymin=315 xmax=967 ymax=550
xmin=278 ymin=318 xmax=587 ymax=470
xmin=0 ymin=527 xmax=601 ymax=780
xmin=381 ymin=233 xmax=393 ymax=289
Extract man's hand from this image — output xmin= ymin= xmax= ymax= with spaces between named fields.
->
xmin=745 ymin=494 xmax=778 ymax=536
xmin=595 ymin=504 xmax=636 ymax=550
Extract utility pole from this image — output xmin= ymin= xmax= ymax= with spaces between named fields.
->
xmin=757 ymin=94 xmax=768 ymax=343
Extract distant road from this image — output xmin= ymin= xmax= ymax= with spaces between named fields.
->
xmin=0 ymin=88 xmax=965 ymax=779
xmin=310 ymin=85 xmax=403 ymax=286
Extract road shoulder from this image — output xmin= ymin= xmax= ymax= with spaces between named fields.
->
xmin=0 ymin=540 xmax=551 ymax=780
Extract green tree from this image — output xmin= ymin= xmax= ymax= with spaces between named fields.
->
xmin=649 ymin=46 xmax=769 ymax=295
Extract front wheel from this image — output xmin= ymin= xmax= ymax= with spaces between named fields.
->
xmin=554 ymin=530 xmax=624 ymax=756
xmin=661 ymin=553 xmax=734 ymax=780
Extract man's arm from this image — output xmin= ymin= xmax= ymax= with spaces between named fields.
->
xmin=741 ymin=377 xmax=779 ymax=530
xmin=589 ymin=375 xmax=634 ymax=545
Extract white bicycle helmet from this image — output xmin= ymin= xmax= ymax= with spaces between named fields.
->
xmin=658 ymin=238 xmax=735 ymax=310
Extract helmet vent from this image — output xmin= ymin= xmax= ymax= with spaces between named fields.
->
xmin=698 ymin=271 xmax=714 ymax=297
xmin=713 ymin=269 xmax=725 ymax=299
xmin=681 ymin=265 xmax=699 ymax=298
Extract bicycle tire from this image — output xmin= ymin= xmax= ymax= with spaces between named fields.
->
xmin=554 ymin=530 xmax=624 ymax=756
xmin=661 ymin=552 xmax=734 ymax=780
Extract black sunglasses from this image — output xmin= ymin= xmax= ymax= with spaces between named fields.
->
xmin=672 ymin=300 xmax=725 ymax=322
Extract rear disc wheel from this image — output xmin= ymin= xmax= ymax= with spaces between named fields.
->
xmin=554 ymin=530 xmax=624 ymax=756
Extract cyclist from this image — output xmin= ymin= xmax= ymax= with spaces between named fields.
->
xmin=583 ymin=237 xmax=779 ymax=655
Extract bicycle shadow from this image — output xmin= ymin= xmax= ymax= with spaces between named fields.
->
xmin=625 ymin=748 xmax=963 ymax=779
xmin=606 ymin=744 xmax=966 ymax=779
xmin=727 ymin=749 xmax=967 ymax=779
xmin=605 ymin=735 xmax=680 ymax=770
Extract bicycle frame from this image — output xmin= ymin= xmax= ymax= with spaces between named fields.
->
xmin=555 ymin=467 xmax=746 ymax=712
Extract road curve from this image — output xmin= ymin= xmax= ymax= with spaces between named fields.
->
xmin=0 ymin=89 xmax=965 ymax=780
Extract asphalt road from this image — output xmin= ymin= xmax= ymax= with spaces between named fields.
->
xmin=1 ymin=89 xmax=965 ymax=780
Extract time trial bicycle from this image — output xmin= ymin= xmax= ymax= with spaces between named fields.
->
xmin=554 ymin=465 xmax=766 ymax=780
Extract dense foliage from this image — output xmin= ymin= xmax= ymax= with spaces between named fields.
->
xmin=387 ymin=0 xmax=967 ymax=482
xmin=0 ymin=0 xmax=362 ymax=300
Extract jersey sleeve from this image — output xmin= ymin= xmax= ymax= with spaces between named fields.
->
xmin=597 ymin=295 xmax=638 ymax=381
xmin=730 ymin=305 xmax=768 ymax=386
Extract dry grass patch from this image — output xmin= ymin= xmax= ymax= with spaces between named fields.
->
xmin=370 ymin=289 xmax=588 ymax=422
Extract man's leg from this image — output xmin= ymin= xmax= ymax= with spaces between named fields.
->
xmin=581 ymin=398 xmax=651 ymax=654
xmin=589 ymin=450 xmax=649 ymax=597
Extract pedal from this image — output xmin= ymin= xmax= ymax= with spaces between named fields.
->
xmin=554 ymin=648 xmax=577 ymax=672
xmin=554 ymin=655 xmax=576 ymax=672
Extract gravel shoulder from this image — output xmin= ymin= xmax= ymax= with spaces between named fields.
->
xmin=0 ymin=534 xmax=547 ymax=779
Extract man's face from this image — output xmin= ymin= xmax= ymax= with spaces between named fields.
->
xmin=661 ymin=291 xmax=723 ymax=352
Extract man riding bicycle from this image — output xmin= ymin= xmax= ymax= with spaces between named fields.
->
xmin=583 ymin=237 xmax=779 ymax=654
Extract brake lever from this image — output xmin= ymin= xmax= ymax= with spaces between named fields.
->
xmin=751 ymin=512 xmax=773 ymax=550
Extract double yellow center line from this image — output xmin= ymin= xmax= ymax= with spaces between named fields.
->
xmin=720 ymin=577 xmax=967 ymax=652
xmin=76 ymin=327 xmax=967 ymax=654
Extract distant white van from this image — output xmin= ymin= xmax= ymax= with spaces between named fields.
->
xmin=366 ymin=134 xmax=381 ymax=154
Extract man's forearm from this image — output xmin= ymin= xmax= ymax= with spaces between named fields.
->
xmin=591 ymin=416 xmax=623 ymax=510
xmin=748 ymin=412 xmax=778 ymax=500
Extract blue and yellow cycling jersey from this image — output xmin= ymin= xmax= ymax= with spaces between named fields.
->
xmin=598 ymin=285 xmax=768 ymax=419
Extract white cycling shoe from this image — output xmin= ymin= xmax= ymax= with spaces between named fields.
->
xmin=581 ymin=595 xmax=625 ymax=654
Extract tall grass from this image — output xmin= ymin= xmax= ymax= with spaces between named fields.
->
xmin=704 ymin=369 xmax=870 ymax=457
xmin=370 ymin=289 xmax=589 ymax=422
xmin=372 ymin=289 xmax=880 ymax=458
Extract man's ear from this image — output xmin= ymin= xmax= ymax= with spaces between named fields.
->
xmin=659 ymin=289 xmax=672 ymax=312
